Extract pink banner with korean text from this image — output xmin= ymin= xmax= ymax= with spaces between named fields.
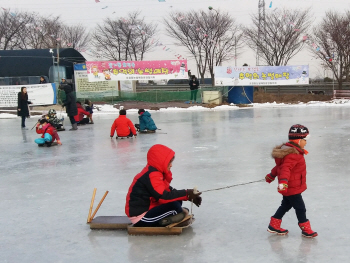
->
xmin=86 ymin=60 xmax=188 ymax=81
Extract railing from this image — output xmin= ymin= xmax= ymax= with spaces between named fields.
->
xmin=136 ymin=83 xmax=350 ymax=96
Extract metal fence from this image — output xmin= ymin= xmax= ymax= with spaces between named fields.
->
xmin=136 ymin=83 xmax=350 ymax=96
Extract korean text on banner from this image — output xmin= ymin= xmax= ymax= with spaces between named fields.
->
xmin=0 ymin=83 xmax=57 ymax=108
xmin=74 ymin=64 xmax=119 ymax=98
xmin=85 ymin=60 xmax=188 ymax=82
xmin=214 ymin=65 xmax=309 ymax=86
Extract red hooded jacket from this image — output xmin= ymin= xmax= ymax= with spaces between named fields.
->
xmin=36 ymin=123 xmax=60 ymax=142
xmin=125 ymin=144 xmax=188 ymax=217
xmin=110 ymin=115 xmax=137 ymax=137
xmin=74 ymin=103 xmax=90 ymax=122
xmin=270 ymin=143 xmax=307 ymax=196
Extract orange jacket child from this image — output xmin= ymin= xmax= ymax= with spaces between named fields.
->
xmin=110 ymin=109 xmax=137 ymax=138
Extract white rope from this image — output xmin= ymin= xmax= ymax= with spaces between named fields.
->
xmin=201 ymin=179 xmax=264 ymax=193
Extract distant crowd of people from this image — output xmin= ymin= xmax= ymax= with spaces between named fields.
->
xmin=18 ymin=77 xmax=158 ymax=147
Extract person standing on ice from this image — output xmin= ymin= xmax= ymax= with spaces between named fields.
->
xmin=17 ymin=87 xmax=32 ymax=129
xmin=60 ymin=84 xmax=78 ymax=131
xmin=189 ymin=75 xmax=199 ymax=104
xmin=265 ymin=124 xmax=318 ymax=238
xmin=125 ymin=144 xmax=202 ymax=227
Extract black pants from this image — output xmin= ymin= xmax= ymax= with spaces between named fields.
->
xmin=273 ymin=194 xmax=307 ymax=223
xmin=21 ymin=116 xmax=26 ymax=127
xmin=134 ymin=201 xmax=183 ymax=227
xmin=69 ymin=115 xmax=76 ymax=125
xmin=78 ymin=118 xmax=90 ymax=124
xmin=118 ymin=130 xmax=134 ymax=138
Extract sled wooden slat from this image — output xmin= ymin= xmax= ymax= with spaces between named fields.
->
xmin=166 ymin=215 xmax=193 ymax=228
xmin=127 ymin=225 xmax=183 ymax=235
xmin=89 ymin=216 xmax=131 ymax=230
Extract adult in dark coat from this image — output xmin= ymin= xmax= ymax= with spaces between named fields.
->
xmin=60 ymin=84 xmax=78 ymax=130
xmin=39 ymin=76 xmax=47 ymax=84
xmin=17 ymin=86 xmax=32 ymax=129
xmin=189 ymin=75 xmax=200 ymax=104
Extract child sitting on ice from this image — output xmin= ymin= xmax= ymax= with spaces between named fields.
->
xmin=45 ymin=109 xmax=65 ymax=131
xmin=125 ymin=144 xmax=202 ymax=227
xmin=110 ymin=109 xmax=137 ymax=138
xmin=75 ymin=101 xmax=91 ymax=125
xmin=35 ymin=119 xmax=62 ymax=147
xmin=135 ymin=109 xmax=157 ymax=133
xmin=83 ymin=99 xmax=94 ymax=124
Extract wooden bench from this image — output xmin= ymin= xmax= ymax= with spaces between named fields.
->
xmin=333 ymin=90 xmax=350 ymax=99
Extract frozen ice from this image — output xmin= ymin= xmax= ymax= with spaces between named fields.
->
xmin=1 ymin=103 xmax=350 ymax=262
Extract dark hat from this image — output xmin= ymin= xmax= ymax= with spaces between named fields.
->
xmin=288 ymin=124 xmax=310 ymax=140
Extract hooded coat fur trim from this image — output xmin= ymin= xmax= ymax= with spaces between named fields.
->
xmin=270 ymin=143 xmax=307 ymax=196
xmin=272 ymin=144 xmax=300 ymax=159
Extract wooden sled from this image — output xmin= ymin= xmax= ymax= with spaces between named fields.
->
xmin=89 ymin=216 xmax=131 ymax=230
xmin=38 ymin=142 xmax=59 ymax=147
xmin=127 ymin=215 xmax=195 ymax=236
xmin=139 ymin=130 xmax=156 ymax=134
xmin=116 ymin=136 xmax=134 ymax=139
xmin=87 ymin=189 xmax=195 ymax=235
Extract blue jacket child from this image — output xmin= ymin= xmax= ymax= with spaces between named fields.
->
xmin=136 ymin=109 xmax=157 ymax=132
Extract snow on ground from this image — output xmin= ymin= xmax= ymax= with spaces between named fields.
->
xmin=92 ymin=99 xmax=350 ymax=115
xmin=0 ymin=113 xmax=18 ymax=119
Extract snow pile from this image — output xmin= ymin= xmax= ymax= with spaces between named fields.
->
xmin=70 ymin=99 xmax=350 ymax=116
xmin=0 ymin=113 xmax=18 ymax=119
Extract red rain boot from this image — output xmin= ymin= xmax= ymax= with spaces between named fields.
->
xmin=298 ymin=220 xmax=318 ymax=238
xmin=267 ymin=217 xmax=288 ymax=235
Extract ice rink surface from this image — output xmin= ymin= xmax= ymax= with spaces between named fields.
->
xmin=1 ymin=105 xmax=350 ymax=263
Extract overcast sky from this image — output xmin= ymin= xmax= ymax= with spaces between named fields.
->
xmin=2 ymin=0 xmax=350 ymax=78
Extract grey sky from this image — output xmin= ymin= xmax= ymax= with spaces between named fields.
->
xmin=2 ymin=0 xmax=350 ymax=78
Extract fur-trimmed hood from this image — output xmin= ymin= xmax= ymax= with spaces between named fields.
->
xmin=271 ymin=144 xmax=302 ymax=159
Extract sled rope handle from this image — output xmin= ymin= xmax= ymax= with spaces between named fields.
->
xmin=201 ymin=179 xmax=264 ymax=193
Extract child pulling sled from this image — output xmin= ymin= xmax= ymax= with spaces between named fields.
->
xmin=265 ymin=124 xmax=317 ymax=238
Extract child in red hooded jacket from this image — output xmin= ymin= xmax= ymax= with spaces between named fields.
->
xmin=125 ymin=144 xmax=202 ymax=227
xmin=265 ymin=124 xmax=317 ymax=238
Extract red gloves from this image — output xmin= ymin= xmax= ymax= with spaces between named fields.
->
xmin=277 ymin=183 xmax=288 ymax=194
xmin=265 ymin=173 xmax=276 ymax=183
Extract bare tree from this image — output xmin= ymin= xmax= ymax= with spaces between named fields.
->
xmin=61 ymin=24 xmax=90 ymax=49
xmin=164 ymin=9 xmax=242 ymax=85
xmin=91 ymin=11 xmax=157 ymax=61
xmin=20 ymin=15 xmax=64 ymax=49
xmin=0 ymin=10 xmax=33 ymax=50
xmin=311 ymin=11 xmax=350 ymax=89
xmin=244 ymin=8 xmax=311 ymax=66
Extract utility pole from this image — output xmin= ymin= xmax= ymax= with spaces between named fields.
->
xmin=257 ymin=0 xmax=265 ymax=66
xmin=235 ymin=37 xmax=237 ymax=67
